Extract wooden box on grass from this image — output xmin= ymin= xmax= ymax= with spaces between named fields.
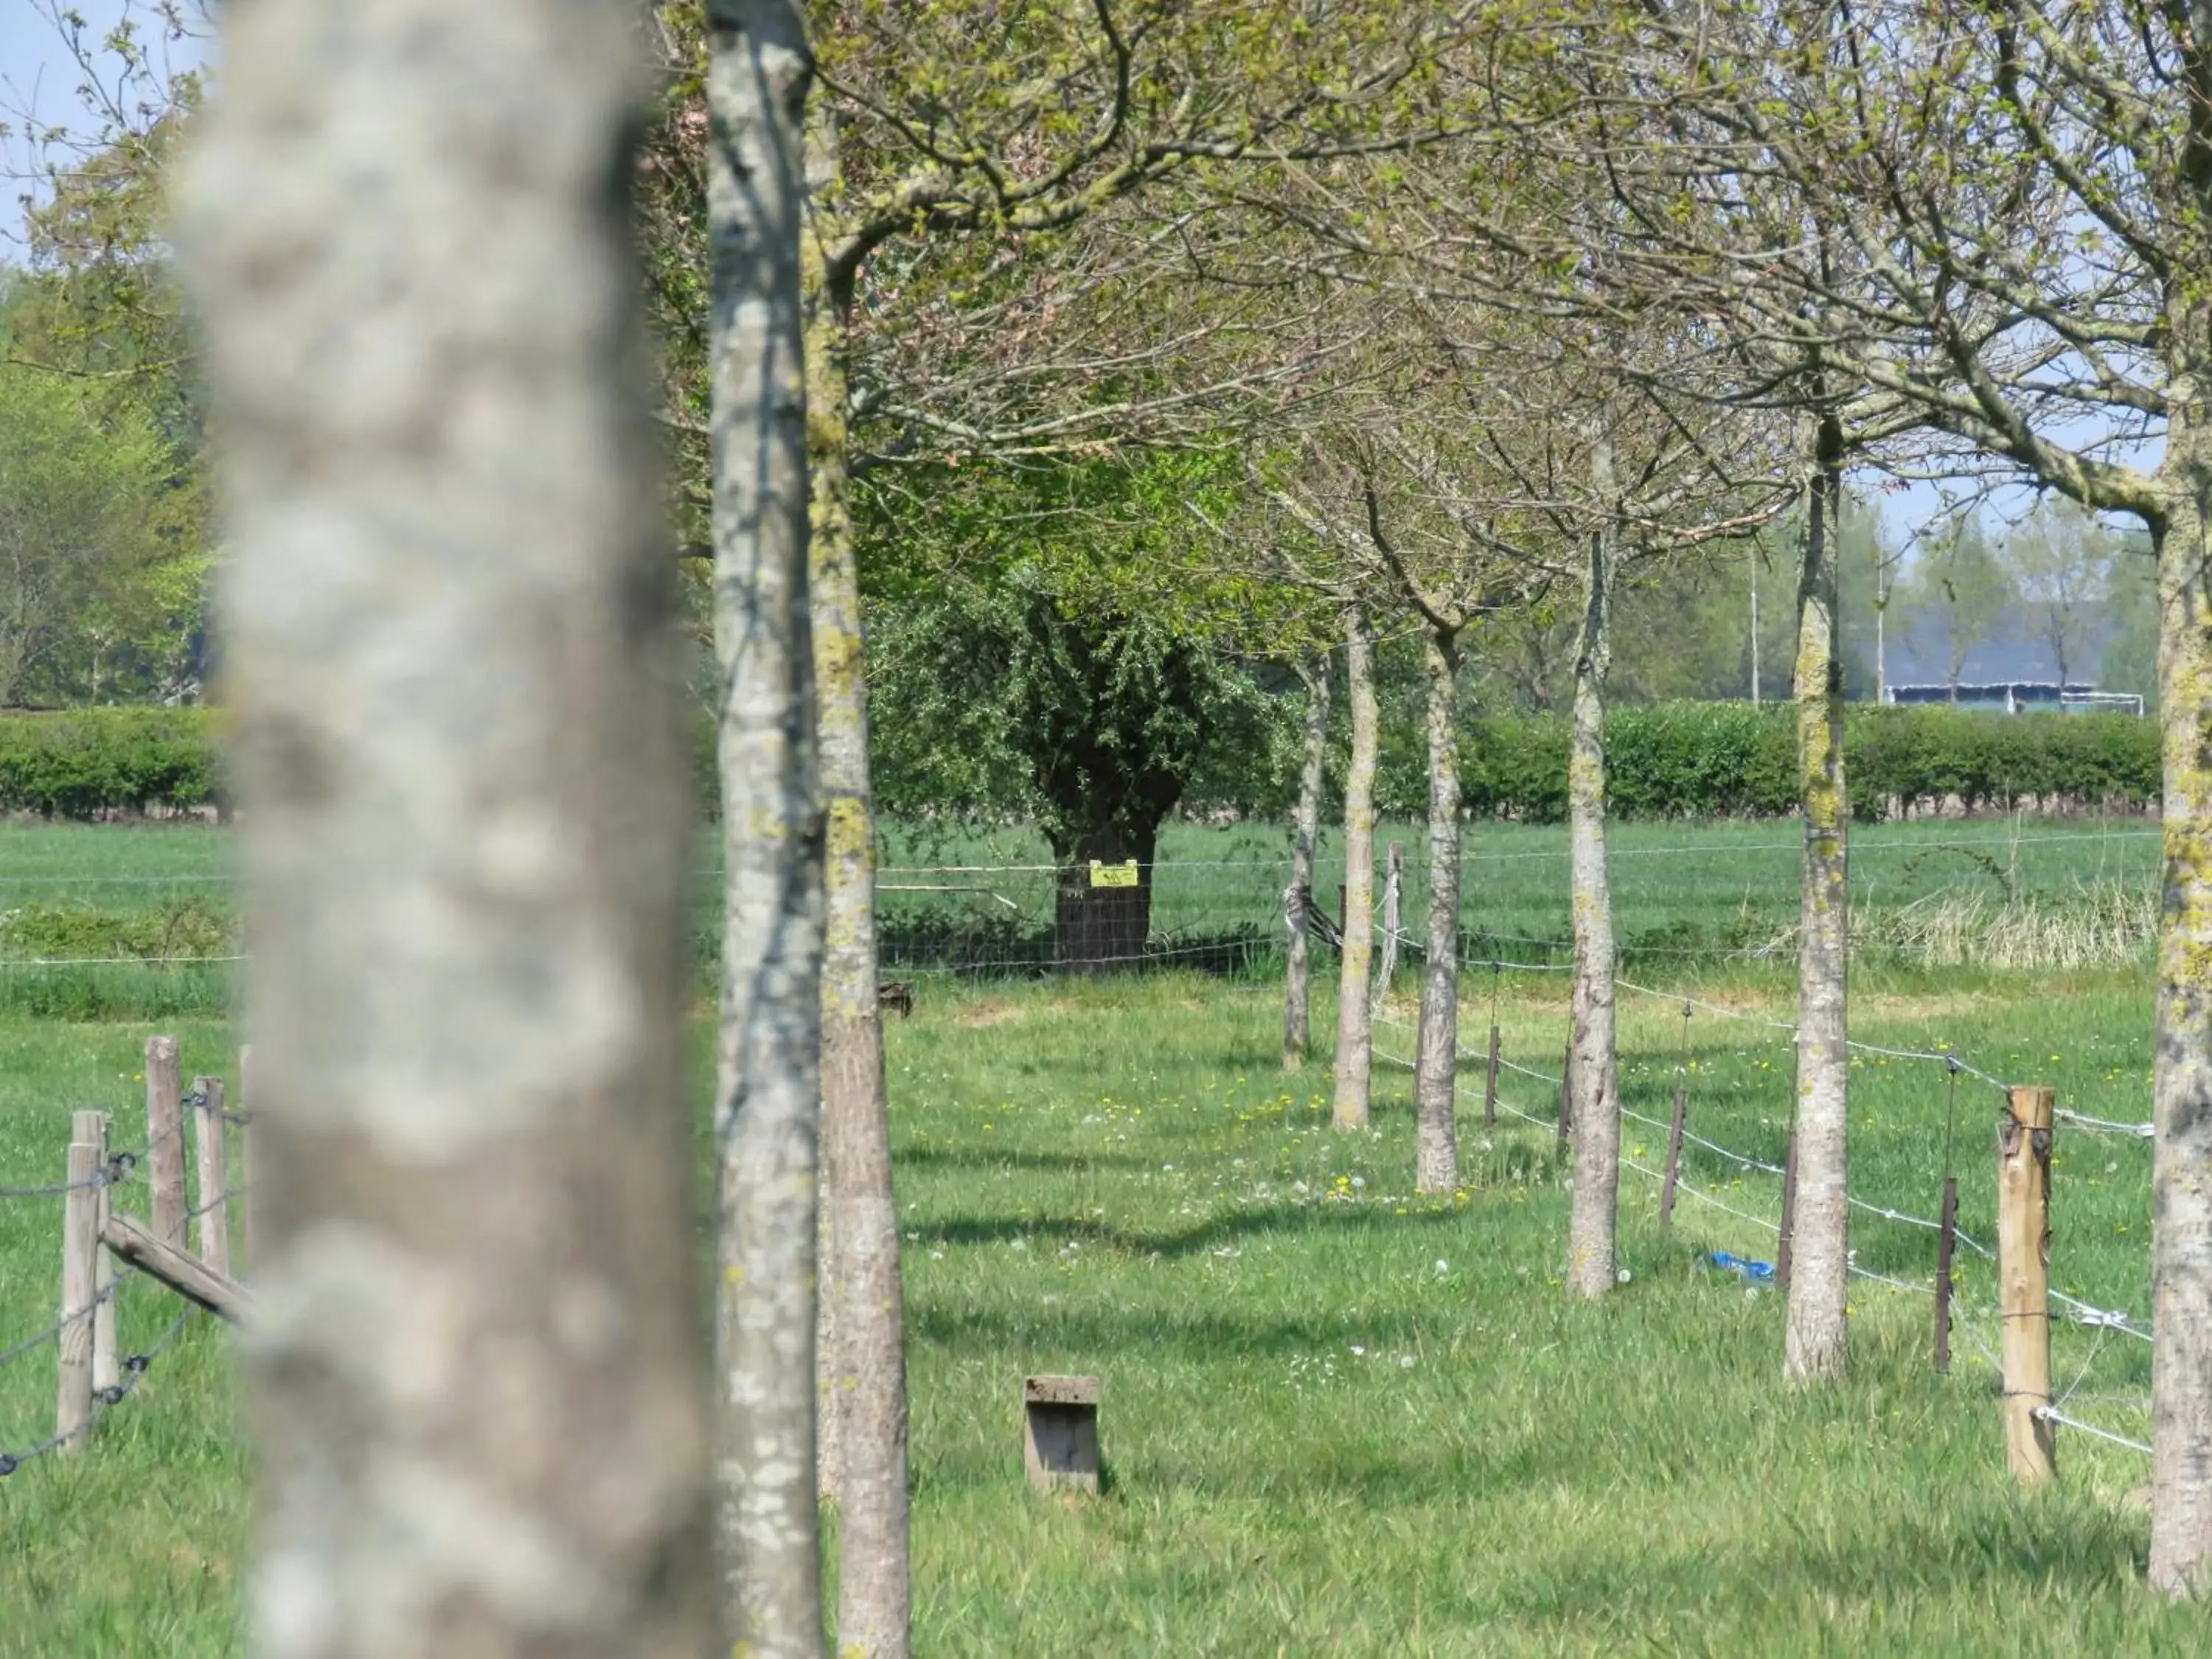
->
xmin=1023 ymin=1374 xmax=1100 ymax=1495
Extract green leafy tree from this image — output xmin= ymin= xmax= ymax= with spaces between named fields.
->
xmin=0 ymin=359 xmax=194 ymax=706
xmin=2008 ymin=498 xmax=2120 ymax=690
xmin=1899 ymin=518 xmax=2015 ymax=700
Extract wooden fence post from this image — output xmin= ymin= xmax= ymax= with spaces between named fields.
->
xmin=1660 ymin=1084 xmax=1687 ymax=1230
xmin=2000 ymin=1084 xmax=2056 ymax=1481
xmin=194 ymin=1076 xmax=230 ymax=1279
xmin=1776 ymin=1130 xmax=1799 ymax=1291
xmin=1556 ymin=1032 xmax=1573 ymax=1152
xmin=57 ymin=1137 xmax=100 ymax=1452
xmin=1484 ymin=1023 xmax=1499 ymax=1129
xmin=238 ymin=1044 xmax=256 ymax=1270
xmin=145 ymin=1034 xmax=187 ymax=1244
xmin=73 ymin=1110 xmax=116 ymax=1398
xmin=1934 ymin=1175 xmax=1958 ymax=1376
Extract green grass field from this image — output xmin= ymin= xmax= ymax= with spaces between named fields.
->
xmin=0 ymin=818 xmax=2191 ymax=1654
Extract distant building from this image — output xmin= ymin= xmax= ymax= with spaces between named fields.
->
xmin=1883 ymin=681 xmax=2144 ymax=715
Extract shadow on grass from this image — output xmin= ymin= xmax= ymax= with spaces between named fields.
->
xmin=910 ymin=1290 xmax=1439 ymax=1367
xmin=894 ymin=1144 xmax=1183 ymax=1176
xmin=914 ymin=1196 xmax=1467 ymax=1261
xmin=1484 ymin=1493 xmax=2148 ymax=1630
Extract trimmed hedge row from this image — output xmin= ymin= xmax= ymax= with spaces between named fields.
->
xmin=1438 ymin=703 xmax=2159 ymax=822
xmin=0 ymin=709 xmax=223 ymax=818
xmin=0 ymin=700 xmax=2163 ymax=825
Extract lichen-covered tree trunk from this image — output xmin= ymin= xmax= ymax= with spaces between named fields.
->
xmin=182 ymin=1 xmax=717 ymax=1652
xmin=707 ymin=5 xmax=830 ymax=1654
xmin=1566 ymin=521 xmax=1621 ymax=1297
xmin=1414 ymin=625 xmax=1462 ymax=1192
xmin=1284 ymin=655 xmax=1331 ymax=1072
xmin=1785 ymin=429 xmax=1850 ymax=1385
xmin=803 ymin=173 xmax=911 ymax=1657
xmin=2149 ymin=436 xmax=2212 ymax=1594
xmin=1333 ymin=608 xmax=1379 ymax=1133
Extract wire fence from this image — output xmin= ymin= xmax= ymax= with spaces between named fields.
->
xmin=0 ymin=1051 xmax=241 ymax=1477
xmin=1371 ymin=971 xmax=2157 ymax=1467
xmin=859 ymin=818 xmax=2171 ymax=979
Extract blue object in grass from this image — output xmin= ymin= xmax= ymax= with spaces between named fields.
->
xmin=1710 ymin=1250 xmax=1775 ymax=1284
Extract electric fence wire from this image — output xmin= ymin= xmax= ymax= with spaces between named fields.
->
xmin=873 ymin=827 xmax=2164 ymax=880
xmin=2033 ymin=1405 xmax=2153 ymax=1456
xmin=2056 ymin=1108 xmax=2154 ymax=1138
xmin=0 ymin=1290 xmax=201 ymax=1477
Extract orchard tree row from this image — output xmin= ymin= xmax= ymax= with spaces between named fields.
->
xmin=18 ymin=0 xmax=2212 ymax=1652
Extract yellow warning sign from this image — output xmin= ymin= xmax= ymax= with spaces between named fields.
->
xmin=1088 ymin=859 xmax=1140 ymax=889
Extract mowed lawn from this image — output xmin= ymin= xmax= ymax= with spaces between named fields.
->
xmin=0 ymin=815 xmax=2194 ymax=1654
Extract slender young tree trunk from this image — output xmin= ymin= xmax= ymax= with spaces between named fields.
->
xmin=1414 ymin=624 xmax=1462 ymax=1192
xmin=183 ymin=2 xmax=717 ymax=1653
xmin=708 ymin=7 xmax=830 ymax=1654
xmin=1566 ymin=515 xmax=1621 ymax=1297
xmin=1285 ymin=654 xmax=1331 ymax=1072
xmin=803 ymin=148 xmax=911 ymax=1658
xmin=1333 ymin=608 xmax=1379 ymax=1133
xmin=2149 ymin=429 xmax=2212 ymax=1594
xmin=1785 ymin=420 xmax=1850 ymax=1384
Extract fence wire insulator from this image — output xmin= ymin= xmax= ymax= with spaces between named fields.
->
xmin=122 ymin=1353 xmax=151 ymax=1375
xmin=0 ymin=1455 xmax=15 ymax=1477
xmin=95 ymin=1384 xmax=126 ymax=1406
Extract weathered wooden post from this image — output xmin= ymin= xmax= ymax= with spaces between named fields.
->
xmin=1934 ymin=1175 xmax=1958 ymax=1376
xmin=1556 ymin=1032 xmax=1573 ymax=1153
xmin=145 ymin=1034 xmax=187 ymax=1244
xmin=1023 ymin=1374 xmax=1102 ymax=1495
xmin=57 ymin=1135 xmax=100 ymax=1451
xmin=1483 ymin=1023 xmax=1499 ymax=1129
xmin=238 ymin=1043 xmax=256 ymax=1269
xmin=193 ymin=1076 xmax=231 ymax=1278
xmin=74 ymin=1110 xmax=116 ymax=1397
xmin=1776 ymin=1130 xmax=1799 ymax=1292
xmin=1660 ymin=1083 xmax=1687 ymax=1230
xmin=2000 ymin=1085 xmax=2056 ymax=1481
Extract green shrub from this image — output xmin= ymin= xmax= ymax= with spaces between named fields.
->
xmin=1452 ymin=703 xmax=2155 ymax=822
xmin=0 ymin=708 xmax=223 ymax=818
xmin=0 ymin=699 xmax=2160 ymax=827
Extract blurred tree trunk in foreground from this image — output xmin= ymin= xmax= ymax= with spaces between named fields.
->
xmin=183 ymin=1 xmax=718 ymax=1655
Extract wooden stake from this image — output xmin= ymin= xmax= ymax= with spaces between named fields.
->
xmin=58 ymin=1138 xmax=100 ymax=1452
xmin=1776 ymin=1130 xmax=1799 ymax=1292
xmin=102 ymin=1214 xmax=255 ymax=1324
xmin=1483 ymin=1023 xmax=1499 ymax=1129
xmin=2000 ymin=1085 xmax=2056 ymax=1481
xmin=1556 ymin=1032 xmax=1573 ymax=1152
xmin=73 ymin=1110 xmax=116 ymax=1397
xmin=1934 ymin=1175 xmax=1958 ymax=1375
xmin=145 ymin=1034 xmax=187 ymax=1244
xmin=238 ymin=1044 xmax=256 ymax=1269
xmin=1660 ymin=1084 xmax=1687 ymax=1230
xmin=192 ymin=1077 xmax=230 ymax=1279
